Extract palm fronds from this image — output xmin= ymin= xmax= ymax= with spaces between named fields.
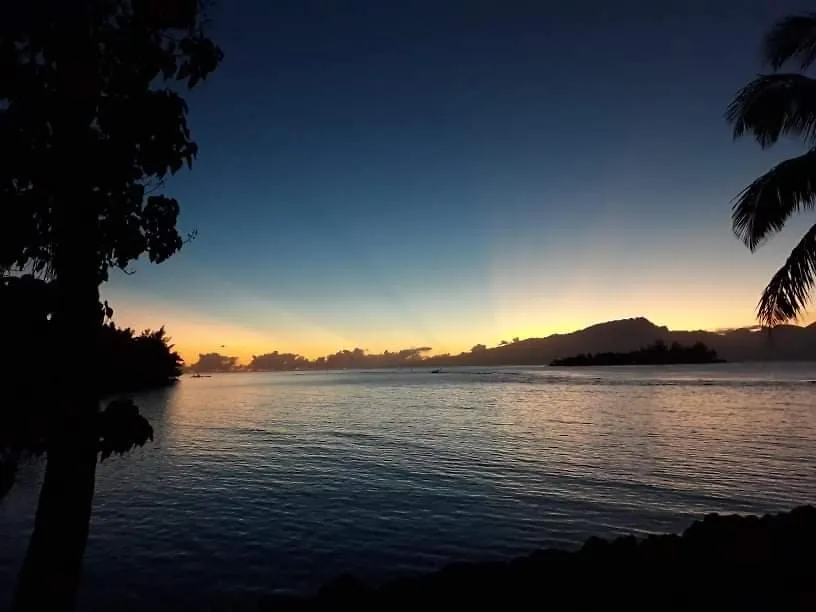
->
xmin=757 ymin=223 xmax=816 ymax=326
xmin=732 ymin=149 xmax=816 ymax=250
xmin=727 ymin=74 xmax=816 ymax=147
xmin=765 ymin=13 xmax=816 ymax=70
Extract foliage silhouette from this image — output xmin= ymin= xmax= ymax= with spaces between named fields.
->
xmin=727 ymin=12 xmax=816 ymax=326
xmin=550 ymin=340 xmax=723 ymax=366
xmin=187 ymin=347 xmax=435 ymax=372
xmin=190 ymin=352 xmax=241 ymax=373
xmin=98 ymin=324 xmax=183 ymax=393
xmin=0 ymin=0 xmax=221 ymax=609
xmin=97 ymin=399 xmax=154 ymax=462
xmin=0 ymin=275 xmax=180 ymax=499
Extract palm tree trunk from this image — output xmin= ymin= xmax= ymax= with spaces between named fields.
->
xmin=13 ymin=427 xmax=99 ymax=611
xmin=13 ymin=187 xmax=102 ymax=611
xmin=15 ymin=7 xmax=104 ymax=609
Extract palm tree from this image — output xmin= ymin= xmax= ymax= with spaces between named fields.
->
xmin=727 ymin=13 xmax=816 ymax=327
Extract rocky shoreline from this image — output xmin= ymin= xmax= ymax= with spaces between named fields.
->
xmin=247 ymin=505 xmax=816 ymax=611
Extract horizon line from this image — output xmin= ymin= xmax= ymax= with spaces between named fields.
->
xmin=181 ymin=315 xmax=814 ymax=365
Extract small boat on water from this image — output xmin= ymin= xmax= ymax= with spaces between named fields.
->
xmin=431 ymin=369 xmax=442 ymax=374
xmin=190 ymin=374 xmax=212 ymax=378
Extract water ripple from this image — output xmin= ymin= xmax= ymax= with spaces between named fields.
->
xmin=0 ymin=364 xmax=815 ymax=610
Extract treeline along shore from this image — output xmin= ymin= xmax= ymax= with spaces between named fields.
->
xmin=550 ymin=340 xmax=723 ymax=366
xmin=187 ymin=317 xmax=816 ymax=373
xmin=1 ymin=275 xmax=181 ymax=500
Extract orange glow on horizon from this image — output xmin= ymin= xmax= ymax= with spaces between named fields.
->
xmin=104 ymin=286 xmax=815 ymax=366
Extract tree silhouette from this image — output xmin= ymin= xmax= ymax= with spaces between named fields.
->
xmin=0 ymin=275 xmax=55 ymax=495
xmin=0 ymin=275 xmax=182 ymax=475
xmin=550 ymin=341 xmax=721 ymax=366
xmin=190 ymin=352 xmax=240 ymax=373
xmin=727 ymin=13 xmax=816 ymax=327
xmin=0 ymin=1 xmax=222 ymax=609
xmin=98 ymin=324 xmax=183 ymax=392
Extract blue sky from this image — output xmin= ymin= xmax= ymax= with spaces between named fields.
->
xmin=103 ymin=0 xmax=816 ymax=361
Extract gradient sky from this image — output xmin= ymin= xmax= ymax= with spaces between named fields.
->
xmin=102 ymin=0 xmax=816 ymax=363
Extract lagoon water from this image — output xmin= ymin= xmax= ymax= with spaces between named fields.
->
xmin=1 ymin=364 xmax=815 ymax=609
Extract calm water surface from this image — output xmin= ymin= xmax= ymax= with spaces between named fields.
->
xmin=1 ymin=363 xmax=815 ymax=609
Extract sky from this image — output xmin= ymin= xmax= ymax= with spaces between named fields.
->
xmin=103 ymin=0 xmax=816 ymax=363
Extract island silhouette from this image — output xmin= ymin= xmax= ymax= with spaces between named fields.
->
xmin=550 ymin=340 xmax=723 ymax=366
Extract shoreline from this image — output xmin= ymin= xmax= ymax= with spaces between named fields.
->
xmin=183 ymin=360 xmax=816 ymax=376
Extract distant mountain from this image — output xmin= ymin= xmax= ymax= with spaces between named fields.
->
xmin=425 ymin=317 xmax=816 ymax=366
xmin=187 ymin=317 xmax=816 ymax=372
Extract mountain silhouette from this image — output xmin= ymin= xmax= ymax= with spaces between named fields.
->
xmin=428 ymin=317 xmax=816 ymax=366
xmin=188 ymin=317 xmax=816 ymax=372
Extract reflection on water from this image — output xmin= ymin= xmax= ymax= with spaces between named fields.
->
xmin=1 ymin=364 xmax=815 ymax=610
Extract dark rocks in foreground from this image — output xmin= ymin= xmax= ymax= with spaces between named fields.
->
xmin=250 ymin=506 xmax=816 ymax=611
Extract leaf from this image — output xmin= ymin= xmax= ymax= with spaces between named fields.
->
xmin=177 ymin=61 xmax=191 ymax=81
xmin=98 ymin=398 xmax=154 ymax=462
xmin=731 ymin=149 xmax=816 ymax=250
xmin=0 ymin=0 xmax=222 ymax=280
xmin=757 ymin=223 xmax=816 ymax=326
xmin=765 ymin=13 xmax=816 ymax=70
xmin=726 ymin=73 xmax=816 ymax=147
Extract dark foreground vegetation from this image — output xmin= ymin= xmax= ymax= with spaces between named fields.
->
xmin=550 ymin=340 xmax=723 ymax=366
xmin=1 ymin=275 xmax=182 ymax=399
xmin=1 ymin=0 xmax=222 ymax=607
xmin=242 ymin=506 xmax=816 ymax=611
xmin=1 ymin=275 xmax=180 ymax=501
